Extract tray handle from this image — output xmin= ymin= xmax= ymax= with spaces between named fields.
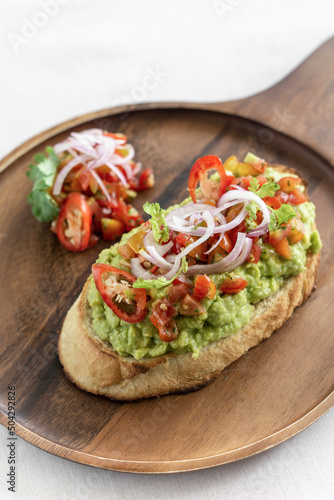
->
xmin=211 ymin=36 xmax=334 ymax=164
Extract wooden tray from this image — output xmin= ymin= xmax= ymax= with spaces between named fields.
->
xmin=1 ymin=38 xmax=334 ymax=474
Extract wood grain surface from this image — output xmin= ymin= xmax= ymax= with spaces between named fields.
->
xmin=0 ymin=37 xmax=334 ymax=473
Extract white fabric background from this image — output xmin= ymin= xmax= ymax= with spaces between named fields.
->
xmin=1 ymin=1 xmax=334 ymax=499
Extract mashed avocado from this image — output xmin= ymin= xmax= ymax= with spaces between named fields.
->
xmin=88 ymin=172 xmax=322 ymax=360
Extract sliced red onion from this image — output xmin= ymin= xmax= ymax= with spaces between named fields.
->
xmin=165 ymin=200 xmax=245 ymax=237
xmin=140 ymin=250 xmax=159 ymax=266
xmin=112 ymin=144 xmax=135 ymax=165
xmin=131 ymin=258 xmax=157 ymax=280
xmin=188 ymin=212 xmax=202 ymax=226
xmin=53 ymin=129 xmax=134 ymax=194
xmin=142 ymin=248 xmax=172 ymax=270
xmin=143 ymin=231 xmax=174 ymax=256
xmin=139 ymin=250 xmax=172 ymax=271
xmin=185 ymin=232 xmax=247 ymax=276
xmin=67 ymin=148 xmax=78 ymax=157
xmin=173 ymin=206 xmax=247 ymax=237
xmin=230 ymin=184 xmax=247 ymax=191
xmin=165 ymin=254 xmax=177 ymax=264
xmin=165 ymin=202 xmax=217 ymax=224
xmin=173 ymin=215 xmax=190 ymax=228
xmin=53 ymin=154 xmax=90 ymax=195
xmin=90 ymin=170 xmax=112 ymax=201
xmin=217 ymin=190 xmax=270 ymax=237
xmin=131 ymin=256 xmax=181 ymax=281
xmin=105 ymin=162 xmax=128 ymax=185
xmin=132 ymin=161 xmax=142 ymax=176
xmin=222 ymin=236 xmax=253 ymax=272
xmin=120 ymin=162 xmax=134 ymax=180
xmin=54 ymin=140 xmax=74 ymax=155
xmin=177 ymin=211 xmax=215 ymax=260
xmin=159 ymin=257 xmax=182 ymax=281
xmin=213 ymin=199 xmax=245 ymax=213
xmin=204 ymin=233 xmax=223 ymax=255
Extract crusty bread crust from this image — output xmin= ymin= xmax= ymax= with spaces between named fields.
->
xmin=58 ymin=251 xmax=320 ymax=400
xmin=58 ymin=163 xmax=320 ymax=400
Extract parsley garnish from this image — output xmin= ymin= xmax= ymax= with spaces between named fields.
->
xmin=143 ymin=202 xmax=169 ymax=243
xmin=248 ymin=178 xmax=280 ymax=198
xmin=268 ymin=205 xmax=297 ymax=231
xmin=26 ymin=147 xmax=60 ymax=222
xmin=133 ymin=257 xmax=188 ymax=289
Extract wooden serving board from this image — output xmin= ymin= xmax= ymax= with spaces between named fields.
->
xmin=1 ymin=38 xmax=334 ymax=474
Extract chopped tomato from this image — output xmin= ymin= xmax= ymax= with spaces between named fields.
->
xmin=275 ymin=190 xmax=290 ymax=204
xmin=275 ymin=176 xmax=307 ymax=205
xmin=268 ymin=222 xmax=293 ymax=245
xmin=226 ymin=203 xmax=244 ymax=223
xmin=174 ymin=234 xmax=208 ymax=261
xmin=285 ymin=188 xmax=308 ymax=205
xmin=103 ymin=131 xmax=127 ymax=143
xmin=175 ymin=233 xmax=191 ymax=247
xmin=226 ymin=171 xmax=235 ymax=186
xmin=56 ymin=193 xmax=92 ymax=251
xmin=243 ymin=152 xmax=267 ymax=173
xmin=207 ymin=233 xmax=233 ymax=264
xmin=270 ymin=237 xmax=291 ymax=259
xmin=124 ymin=206 xmax=144 ymax=231
xmin=263 ymin=195 xmax=282 ymax=209
xmin=91 ymin=204 xmax=113 ymax=234
xmin=187 ymin=241 xmax=208 ymax=261
xmin=218 ymin=233 xmax=233 ymax=254
xmin=138 ymin=168 xmax=155 ymax=190
xmin=92 ymin=264 xmax=147 ymax=323
xmin=254 ymin=174 xmax=268 ymax=186
xmin=224 ymin=155 xmax=258 ymax=176
xmin=278 ymin=176 xmax=302 ymax=193
xmin=127 ymin=222 xmax=150 ymax=253
xmin=220 ymin=275 xmax=248 ymax=294
xmin=167 ymin=283 xmax=190 ymax=304
xmin=104 ymin=182 xmax=128 ymax=199
xmin=150 ymin=298 xmax=177 ymax=330
xmin=193 ymin=275 xmax=216 ymax=301
xmin=188 ymin=155 xmax=227 ymax=203
xmin=158 ymin=319 xmax=179 ymax=342
xmin=231 ymin=176 xmax=253 ymax=190
xmin=76 ymin=168 xmax=92 ymax=192
xmin=224 ymin=155 xmax=239 ymax=173
xmin=179 ymin=294 xmax=206 ymax=316
xmin=227 ymin=220 xmax=246 ymax=247
xmin=101 ymin=218 xmax=125 ymax=241
xmin=117 ymin=243 xmax=136 ymax=260
xmin=287 ymin=216 xmax=306 ymax=244
xmin=231 ymin=174 xmax=267 ymax=191
xmin=246 ymin=242 xmax=262 ymax=264
xmin=172 ymin=274 xmax=193 ymax=287
xmin=255 ymin=210 xmax=264 ymax=225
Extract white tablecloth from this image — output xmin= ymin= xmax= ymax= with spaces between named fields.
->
xmin=1 ymin=1 xmax=333 ymax=499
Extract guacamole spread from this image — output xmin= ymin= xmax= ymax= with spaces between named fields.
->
xmin=88 ymin=164 xmax=321 ymax=360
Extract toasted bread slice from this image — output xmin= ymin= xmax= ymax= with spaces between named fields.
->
xmin=58 ymin=163 xmax=320 ymax=400
xmin=58 ymin=251 xmax=320 ymax=401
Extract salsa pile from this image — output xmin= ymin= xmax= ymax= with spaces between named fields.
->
xmin=91 ymin=152 xmax=313 ymax=345
xmin=27 ymin=129 xmax=154 ymax=251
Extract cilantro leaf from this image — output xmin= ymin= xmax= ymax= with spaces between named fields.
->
xmin=245 ymin=201 xmax=258 ymax=222
xmin=249 ymin=178 xmax=280 ymax=198
xmin=268 ymin=205 xmax=297 ymax=231
xmin=27 ymin=190 xmax=60 ymax=222
xmin=133 ymin=257 xmax=188 ymax=289
xmin=26 ymin=147 xmax=60 ymax=222
xmin=143 ymin=202 xmax=169 ymax=243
